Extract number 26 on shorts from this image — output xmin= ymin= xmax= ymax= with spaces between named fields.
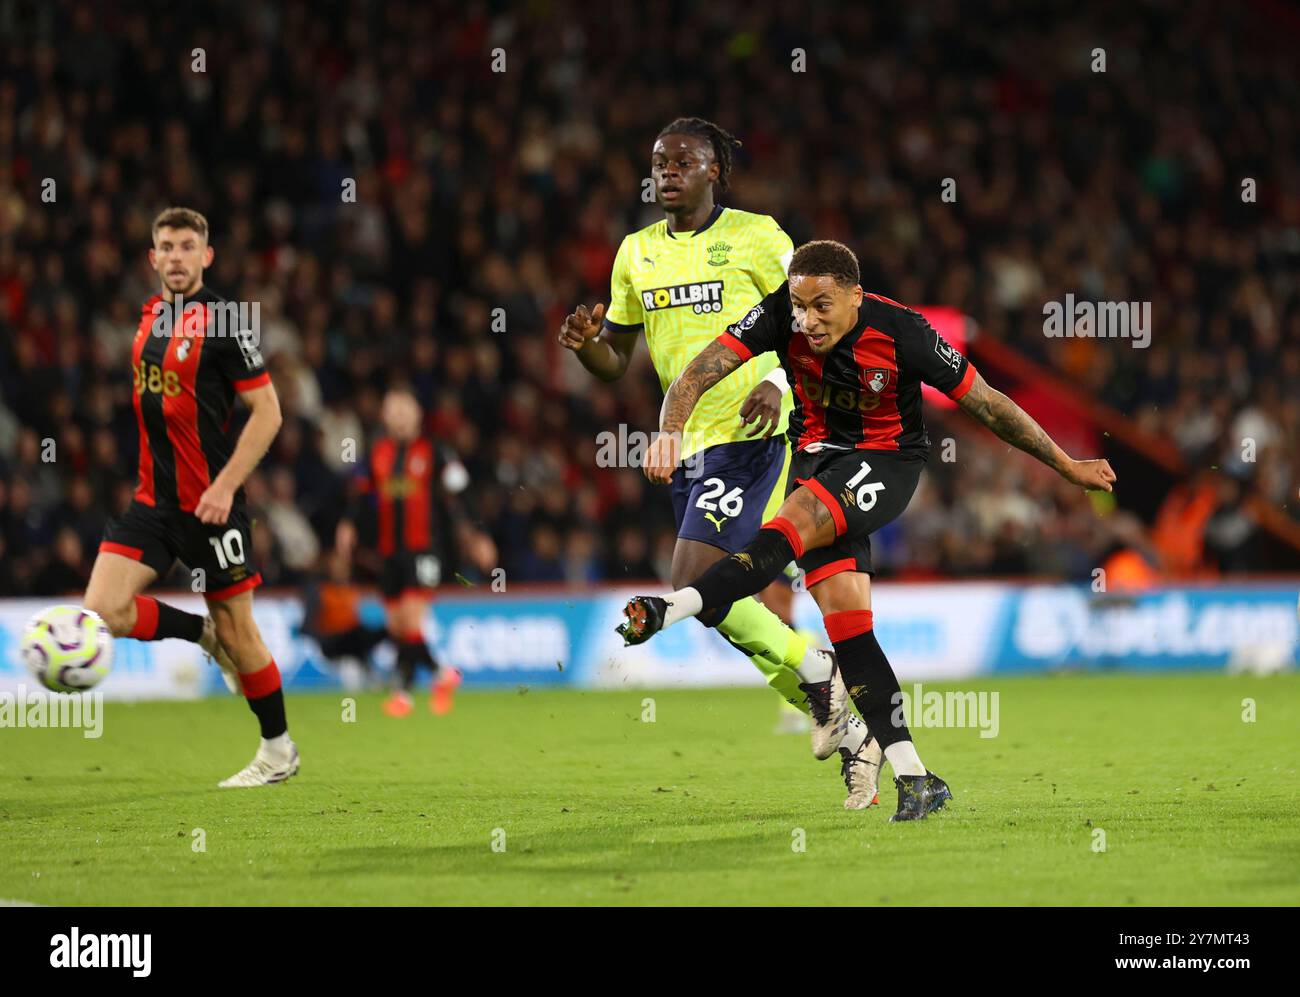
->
xmin=695 ymin=477 xmax=745 ymax=517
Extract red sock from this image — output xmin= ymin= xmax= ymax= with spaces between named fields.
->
xmin=127 ymin=596 xmax=205 ymax=642
xmin=239 ymin=659 xmax=282 ymax=699
xmin=239 ymin=659 xmax=288 ymax=740
xmin=128 ymin=596 xmax=159 ymax=639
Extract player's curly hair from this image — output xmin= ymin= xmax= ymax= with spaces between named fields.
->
xmin=656 ymin=117 xmax=742 ymax=192
xmin=789 ymin=240 xmax=861 ymax=288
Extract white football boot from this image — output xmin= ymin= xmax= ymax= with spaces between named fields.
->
xmin=839 ymin=736 xmax=883 ymax=810
xmin=800 ymin=650 xmax=852 ymax=759
xmin=199 ymin=616 xmax=240 ymax=694
xmin=218 ymin=738 xmax=300 ymax=788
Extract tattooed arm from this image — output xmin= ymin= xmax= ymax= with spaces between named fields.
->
xmin=956 ymin=372 xmax=1116 ymax=492
xmin=662 ymin=340 xmax=744 ymax=435
xmin=643 ymin=340 xmax=745 ymax=484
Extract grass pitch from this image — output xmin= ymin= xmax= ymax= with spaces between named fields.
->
xmin=2 ymin=674 xmax=1298 ymax=906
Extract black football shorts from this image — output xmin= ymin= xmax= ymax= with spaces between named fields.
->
xmin=380 ymin=550 xmax=442 ymax=600
xmin=99 ymin=500 xmax=262 ymax=600
xmin=786 ymin=447 xmax=925 ymax=586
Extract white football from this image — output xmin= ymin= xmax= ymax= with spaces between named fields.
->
xmin=21 ymin=605 xmax=114 ymax=693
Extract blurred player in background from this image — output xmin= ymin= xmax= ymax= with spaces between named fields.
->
xmin=84 ymin=206 xmax=298 ymax=788
xmin=300 ymin=544 xmax=388 ymax=689
xmin=622 ymin=240 xmax=1116 ymax=820
xmin=559 ymin=118 xmax=881 ymax=808
xmin=336 ymin=386 xmax=496 ymax=717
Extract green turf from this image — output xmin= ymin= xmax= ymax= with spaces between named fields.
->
xmin=1 ymin=673 xmax=1298 ymax=906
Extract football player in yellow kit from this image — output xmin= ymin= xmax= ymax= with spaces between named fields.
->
xmin=559 ymin=118 xmax=881 ymax=809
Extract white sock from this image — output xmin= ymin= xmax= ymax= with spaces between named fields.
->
xmin=884 ymin=740 xmax=926 ymax=776
xmin=661 ymin=588 xmax=704 ymax=628
xmin=841 ymin=714 xmax=868 ymax=753
xmin=795 ymin=647 xmax=833 ymax=684
xmin=262 ymin=732 xmax=292 ymax=757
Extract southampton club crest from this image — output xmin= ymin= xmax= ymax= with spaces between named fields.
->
xmin=864 ymin=369 xmax=890 ymax=394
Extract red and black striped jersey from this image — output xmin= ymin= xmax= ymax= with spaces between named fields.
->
xmin=130 ymin=287 xmax=270 ymax=511
xmin=350 ymin=437 xmax=451 ymax=557
xmin=718 ymin=284 xmax=977 ymax=455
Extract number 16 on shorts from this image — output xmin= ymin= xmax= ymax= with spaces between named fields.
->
xmin=845 ymin=461 xmax=885 ymax=511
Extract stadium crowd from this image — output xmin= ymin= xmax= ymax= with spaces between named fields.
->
xmin=1 ymin=0 xmax=1298 ymax=596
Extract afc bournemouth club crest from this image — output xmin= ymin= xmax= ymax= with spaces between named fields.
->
xmin=864 ymin=369 xmax=890 ymax=394
xmin=176 ymin=337 xmax=193 ymax=362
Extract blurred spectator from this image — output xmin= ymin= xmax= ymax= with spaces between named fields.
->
xmin=32 ymin=525 xmax=87 ymax=595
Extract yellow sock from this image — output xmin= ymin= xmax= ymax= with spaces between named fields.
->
xmin=717 ymin=597 xmax=810 ymax=713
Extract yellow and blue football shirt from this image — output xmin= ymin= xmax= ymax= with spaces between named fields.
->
xmin=604 ymin=205 xmax=794 ymax=458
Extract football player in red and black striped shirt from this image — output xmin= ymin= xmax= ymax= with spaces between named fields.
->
xmin=83 ymin=206 xmax=298 ymax=787
xmin=336 ymin=386 xmax=496 ymax=717
xmin=620 ymin=240 xmax=1116 ymax=821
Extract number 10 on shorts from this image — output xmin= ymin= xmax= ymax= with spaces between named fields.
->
xmin=208 ymin=529 xmax=246 ymax=569
xmin=846 ymin=461 xmax=885 ymax=512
